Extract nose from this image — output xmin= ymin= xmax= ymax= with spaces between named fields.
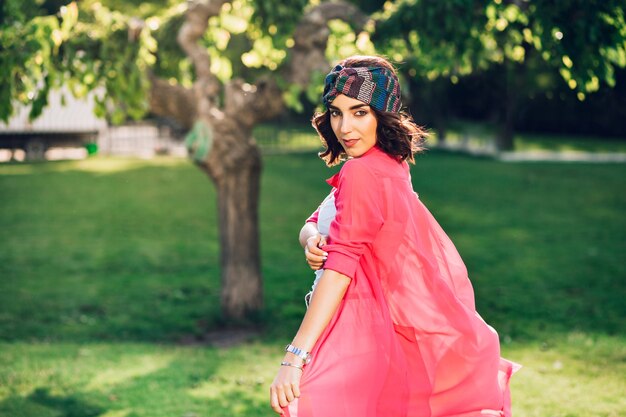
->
xmin=340 ymin=115 xmax=352 ymax=134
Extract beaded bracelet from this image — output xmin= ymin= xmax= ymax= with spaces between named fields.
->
xmin=281 ymin=361 xmax=304 ymax=370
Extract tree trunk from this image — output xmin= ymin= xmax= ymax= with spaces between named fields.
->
xmin=216 ymin=147 xmax=263 ymax=320
xmin=495 ymin=96 xmax=517 ymax=151
xmin=430 ymin=79 xmax=449 ymax=144
xmin=495 ymin=63 xmax=518 ymax=151
xmin=496 ymin=59 xmax=525 ymax=151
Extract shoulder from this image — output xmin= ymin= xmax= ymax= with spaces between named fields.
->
xmin=342 ymin=148 xmax=405 ymax=180
xmin=337 ymin=157 xmax=379 ymax=188
xmin=341 ymin=156 xmax=375 ymax=174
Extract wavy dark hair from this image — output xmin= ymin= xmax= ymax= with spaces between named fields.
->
xmin=312 ymin=55 xmax=427 ymax=167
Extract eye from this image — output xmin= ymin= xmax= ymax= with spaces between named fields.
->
xmin=355 ymin=110 xmax=368 ymax=116
xmin=330 ymin=110 xmax=341 ymax=117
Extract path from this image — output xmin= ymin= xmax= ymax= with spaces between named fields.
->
xmin=435 ymin=142 xmax=626 ymax=163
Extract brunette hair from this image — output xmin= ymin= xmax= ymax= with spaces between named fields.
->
xmin=312 ymin=55 xmax=427 ymax=167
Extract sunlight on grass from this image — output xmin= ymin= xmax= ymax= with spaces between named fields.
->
xmin=86 ymin=353 xmax=173 ymax=390
xmin=188 ymin=343 xmax=277 ymax=403
xmin=0 ymin=156 xmax=188 ymax=176
xmin=99 ymin=410 xmax=132 ymax=417
xmin=508 ymin=333 xmax=626 ymax=417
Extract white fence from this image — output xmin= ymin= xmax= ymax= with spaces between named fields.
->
xmin=100 ymin=123 xmax=187 ymax=158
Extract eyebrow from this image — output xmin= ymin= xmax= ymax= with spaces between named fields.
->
xmin=328 ymin=103 xmax=369 ymax=111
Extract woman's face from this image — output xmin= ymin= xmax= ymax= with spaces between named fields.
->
xmin=329 ymin=94 xmax=377 ymax=158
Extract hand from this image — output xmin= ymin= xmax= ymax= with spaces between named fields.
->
xmin=304 ymin=234 xmax=328 ymax=271
xmin=270 ymin=361 xmax=303 ymax=414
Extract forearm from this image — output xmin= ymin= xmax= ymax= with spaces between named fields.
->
xmin=271 ymin=272 xmax=348 ymax=414
xmin=299 ymin=222 xmax=320 ymax=249
xmin=285 ymin=269 xmax=351 ymax=361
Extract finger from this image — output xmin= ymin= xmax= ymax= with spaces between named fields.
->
xmin=292 ymin=382 xmax=301 ymax=398
xmin=306 ymin=235 xmax=327 ymax=252
xmin=277 ymin=386 xmax=289 ymax=408
xmin=304 ymin=247 xmax=328 ymax=264
xmin=270 ymin=387 xmax=283 ymax=414
xmin=304 ymin=246 xmax=324 ymax=260
xmin=284 ymin=384 xmax=295 ymax=402
xmin=307 ymin=243 xmax=328 ymax=257
xmin=309 ymin=249 xmax=327 ymax=259
xmin=308 ymin=262 xmax=323 ymax=271
xmin=305 ymin=253 xmax=318 ymax=266
xmin=306 ymin=253 xmax=326 ymax=264
xmin=306 ymin=259 xmax=324 ymax=267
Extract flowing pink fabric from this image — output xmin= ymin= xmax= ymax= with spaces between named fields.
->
xmin=286 ymin=146 xmax=520 ymax=417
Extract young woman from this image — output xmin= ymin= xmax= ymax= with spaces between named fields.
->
xmin=270 ymin=55 xmax=519 ymax=417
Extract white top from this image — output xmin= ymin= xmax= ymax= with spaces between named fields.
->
xmin=306 ymin=191 xmax=337 ymax=305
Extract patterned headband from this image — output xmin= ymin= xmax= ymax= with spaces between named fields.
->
xmin=322 ymin=64 xmax=402 ymax=113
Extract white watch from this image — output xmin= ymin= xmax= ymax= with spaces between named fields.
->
xmin=285 ymin=344 xmax=312 ymax=364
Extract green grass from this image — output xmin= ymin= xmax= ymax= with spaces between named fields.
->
xmin=434 ymin=119 xmax=626 ymax=153
xmin=1 ymin=152 xmax=625 ymax=416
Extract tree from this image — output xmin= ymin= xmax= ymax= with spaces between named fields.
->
xmin=372 ymin=0 xmax=626 ymax=150
xmin=0 ymin=0 xmax=368 ymax=321
xmin=156 ymin=0 xmax=367 ymax=321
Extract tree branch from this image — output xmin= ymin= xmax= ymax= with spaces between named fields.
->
xmin=223 ymin=77 xmax=284 ymax=127
xmin=285 ymin=1 xmax=369 ymax=89
xmin=218 ymin=1 xmax=370 ymax=132
xmin=148 ymin=73 xmax=197 ymax=130
xmin=220 ymin=2 xmax=370 ymax=134
xmin=177 ymin=0 xmax=230 ymax=113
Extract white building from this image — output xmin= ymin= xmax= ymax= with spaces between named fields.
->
xmin=0 ymin=87 xmax=185 ymax=161
xmin=0 ymin=87 xmax=107 ymax=160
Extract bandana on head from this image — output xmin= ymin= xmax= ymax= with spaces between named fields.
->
xmin=322 ymin=64 xmax=402 ymax=113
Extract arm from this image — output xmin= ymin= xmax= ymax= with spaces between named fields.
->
xmin=299 ymin=222 xmax=321 ymax=249
xmin=270 ymin=161 xmax=383 ymax=414
xmin=299 ymin=222 xmax=328 ymax=270
xmin=270 ymin=269 xmax=350 ymax=414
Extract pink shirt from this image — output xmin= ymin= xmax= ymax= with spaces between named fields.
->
xmin=288 ymin=146 xmax=519 ymax=417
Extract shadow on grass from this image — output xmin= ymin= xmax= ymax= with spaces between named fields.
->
xmin=0 ymin=389 xmax=103 ymax=417
xmin=0 ymin=386 xmax=269 ymax=417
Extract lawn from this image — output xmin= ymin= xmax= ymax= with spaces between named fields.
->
xmin=253 ymin=120 xmax=626 ymax=154
xmin=0 ymin=151 xmax=625 ymax=417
